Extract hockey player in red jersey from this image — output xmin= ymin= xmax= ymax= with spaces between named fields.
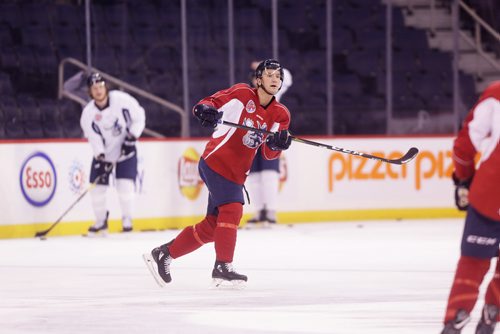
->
xmin=143 ymin=59 xmax=292 ymax=288
xmin=441 ymin=81 xmax=500 ymax=334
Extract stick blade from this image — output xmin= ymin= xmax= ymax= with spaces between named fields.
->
xmin=34 ymin=231 xmax=48 ymax=238
xmin=396 ymin=147 xmax=419 ymax=164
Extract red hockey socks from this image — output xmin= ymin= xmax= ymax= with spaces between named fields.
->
xmin=214 ymin=203 xmax=242 ymax=263
xmin=168 ymin=215 xmax=217 ymax=258
xmin=444 ymin=256 xmax=491 ymax=323
xmin=484 ymin=258 xmax=500 ymax=321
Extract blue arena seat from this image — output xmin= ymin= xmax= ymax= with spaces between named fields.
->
xmin=0 ymin=2 xmax=21 ymax=29
xmin=0 ymin=72 xmax=13 ymax=94
xmin=39 ymin=99 xmax=64 ymax=138
xmin=0 ymin=22 xmax=14 ymax=47
xmin=1 ymin=97 xmax=24 ymax=139
xmin=19 ymin=95 xmax=43 ymax=139
xmin=0 ymin=0 xmax=483 ymax=138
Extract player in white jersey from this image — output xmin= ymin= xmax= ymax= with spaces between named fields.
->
xmin=80 ymin=73 xmax=146 ymax=234
xmin=246 ymin=60 xmax=293 ymax=226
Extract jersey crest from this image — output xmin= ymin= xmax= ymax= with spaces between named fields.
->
xmin=245 ymin=100 xmax=256 ymax=114
xmin=242 ymin=118 xmax=266 ymax=148
xmin=102 ymin=118 xmax=123 ymax=137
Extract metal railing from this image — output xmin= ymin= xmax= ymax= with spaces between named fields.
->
xmin=458 ymin=0 xmax=500 ymax=76
xmin=57 ymin=57 xmax=189 ymax=138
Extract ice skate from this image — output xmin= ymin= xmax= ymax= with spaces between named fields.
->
xmin=245 ymin=209 xmax=272 ymax=229
xmin=121 ymin=226 xmax=133 ymax=233
xmin=142 ymin=241 xmax=173 ymax=287
xmin=245 ymin=219 xmax=270 ymax=229
xmin=441 ymin=309 xmax=471 ymax=334
xmin=211 ymin=261 xmax=247 ymax=289
xmin=475 ymin=304 xmax=498 ymax=334
xmin=262 ymin=209 xmax=277 ymax=226
xmin=83 ymin=211 xmax=109 ymax=237
xmin=245 ymin=209 xmax=265 ymax=228
xmin=121 ymin=216 xmax=133 ymax=233
xmin=246 ymin=216 xmax=261 ymax=224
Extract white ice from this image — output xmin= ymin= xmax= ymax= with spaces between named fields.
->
xmin=0 ymin=218 xmax=494 ymax=334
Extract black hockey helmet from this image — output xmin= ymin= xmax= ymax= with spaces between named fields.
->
xmin=87 ymin=72 xmax=105 ymax=87
xmin=255 ymin=59 xmax=284 ymax=81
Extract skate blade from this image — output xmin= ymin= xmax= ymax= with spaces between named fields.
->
xmin=210 ymin=278 xmax=246 ymax=290
xmin=142 ymin=253 xmax=167 ymax=288
xmin=82 ymin=230 xmax=108 ymax=237
xmin=244 ymin=222 xmax=272 ymax=230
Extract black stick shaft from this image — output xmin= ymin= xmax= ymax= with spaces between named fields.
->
xmin=35 ymin=188 xmax=92 ymax=237
xmin=220 ymin=120 xmax=418 ymax=165
xmin=34 ymin=174 xmax=104 ymax=238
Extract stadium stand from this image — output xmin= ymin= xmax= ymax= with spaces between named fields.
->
xmin=0 ymin=0 xmax=493 ymax=138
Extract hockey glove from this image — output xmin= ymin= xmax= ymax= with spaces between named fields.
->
xmin=193 ymin=104 xmax=223 ymax=128
xmin=93 ymin=154 xmax=113 ymax=184
xmin=96 ymin=153 xmax=105 ymax=161
xmin=121 ymin=133 xmax=137 ymax=160
xmin=452 ymin=172 xmax=472 ymax=211
xmin=266 ymin=129 xmax=292 ymax=151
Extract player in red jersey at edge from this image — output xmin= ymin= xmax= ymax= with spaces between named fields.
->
xmin=143 ymin=59 xmax=292 ymax=288
xmin=440 ymin=81 xmax=500 ymax=334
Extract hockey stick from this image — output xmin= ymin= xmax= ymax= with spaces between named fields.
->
xmin=219 ymin=120 xmax=419 ymax=165
xmin=34 ymin=169 xmax=111 ymax=238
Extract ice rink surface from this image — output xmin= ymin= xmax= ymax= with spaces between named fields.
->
xmin=1 ymin=218 xmax=495 ymax=334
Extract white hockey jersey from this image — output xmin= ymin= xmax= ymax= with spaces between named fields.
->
xmin=275 ymin=68 xmax=293 ymax=102
xmin=80 ymin=90 xmax=146 ymax=162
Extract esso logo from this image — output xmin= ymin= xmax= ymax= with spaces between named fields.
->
xmin=19 ymin=152 xmax=57 ymax=207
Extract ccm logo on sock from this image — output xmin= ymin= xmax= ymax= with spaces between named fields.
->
xmin=466 ymin=235 xmax=497 ymax=246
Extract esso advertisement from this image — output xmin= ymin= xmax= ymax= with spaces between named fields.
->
xmin=20 ymin=151 xmax=57 ymax=207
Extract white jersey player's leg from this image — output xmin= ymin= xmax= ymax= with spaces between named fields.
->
xmin=260 ymin=169 xmax=279 ymax=223
xmin=116 ymin=179 xmax=135 ymax=232
xmin=246 ymin=171 xmax=265 ymax=225
xmin=86 ymin=185 xmax=108 ymax=236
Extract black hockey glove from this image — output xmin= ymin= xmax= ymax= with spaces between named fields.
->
xmin=96 ymin=153 xmax=106 ymax=162
xmin=121 ymin=133 xmax=137 ymax=159
xmin=93 ymin=154 xmax=113 ymax=184
xmin=193 ymin=104 xmax=222 ymax=128
xmin=266 ymin=129 xmax=292 ymax=151
xmin=452 ymin=172 xmax=472 ymax=211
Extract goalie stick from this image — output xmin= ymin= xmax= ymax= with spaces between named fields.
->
xmin=219 ymin=120 xmax=419 ymax=165
xmin=34 ymin=168 xmax=111 ymax=238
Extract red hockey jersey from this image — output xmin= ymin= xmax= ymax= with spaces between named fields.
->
xmin=194 ymin=83 xmax=291 ymax=185
xmin=453 ymin=81 xmax=500 ymax=221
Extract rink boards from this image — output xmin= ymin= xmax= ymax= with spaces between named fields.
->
xmin=0 ymin=135 xmax=464 ymax=238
